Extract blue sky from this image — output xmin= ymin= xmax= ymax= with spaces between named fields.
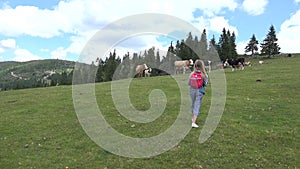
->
xmin=0 ymin=0 xmax=299 ymax=62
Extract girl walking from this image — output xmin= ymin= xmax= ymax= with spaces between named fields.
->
xmin=188 ymin=60 xmax=208 ymax=128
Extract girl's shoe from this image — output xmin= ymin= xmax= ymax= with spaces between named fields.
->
xmin=192 ymin=123 xmax=199 ymax=128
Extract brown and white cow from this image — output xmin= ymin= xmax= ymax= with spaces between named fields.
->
xmin=244 ymin=61 xmax=252 ymax=66
xmin=174 ymin=59 xmax=193 ymax=74
xmin=135 ymin=64 xmax=149 ymax=78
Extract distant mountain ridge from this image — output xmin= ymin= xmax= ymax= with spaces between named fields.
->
xmin=0 ymin=59 xmax=76 ymax=90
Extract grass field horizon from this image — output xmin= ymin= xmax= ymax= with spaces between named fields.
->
xmin=1 ymin=56 xmax=299 ymax=168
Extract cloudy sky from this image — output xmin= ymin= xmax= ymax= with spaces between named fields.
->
xmin=0 ymin=0 xmax=299 ymax=62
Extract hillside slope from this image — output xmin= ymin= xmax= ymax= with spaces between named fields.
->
xmin=0 ymin=56 xmax=299 ymax=168
xmin=0 ymin=59 xmax=75 ymax=90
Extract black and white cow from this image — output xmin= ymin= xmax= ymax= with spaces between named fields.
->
xmin=224 ymin=58 xmax=245 ymax=71
xmin=144 ymin=67 xmax=152 ymax=77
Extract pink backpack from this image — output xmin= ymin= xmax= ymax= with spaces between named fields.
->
xmin=190 ymin=71 xmax=203 ymax=89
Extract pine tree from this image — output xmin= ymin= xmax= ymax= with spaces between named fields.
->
xmin=96 ymin=58 xmax=105 ymax=82
xmin=175 ymin=39 xmax=188 ymax=60
xmin=145 ymin=47 xmax=156 ymax=67
xmin=229 ymin=31 xmax=238 ymax=59
xmin=184 ymin=32 xmax=194 ymax=60
xmin=161 ymin=41 xmax=177 ymax=74
xmin=207 ymin=41 xmax=220 ymax=64
xmin=131 ymin=53 xmax=139 ymax=76
xmin=260 ymin=25 xmax=280 ymax=58
xmin=199 ymin=29 xmax=208 ymax=60
xmin=245 ymin=34 xmax=259 ymax=57
xmin=210 ymin=35 xmax=217 ymax=49
xmin=193 ymin=35 xmax=200 ymax=59
xmin=218 ymin=28 xmax=230 ymax=61
xmin=216 ymin=28 xmax=238 ymax=61
xmin=155 ymin=49 xmax=161 ymax=68
xmin=103 ymin=50 xmax=121 ymax=82
xmin=115 ymin=52 xmax=131 ymax=80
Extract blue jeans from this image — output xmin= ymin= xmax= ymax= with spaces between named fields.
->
xmin=190 ymin=88 xmax=203 ymax=116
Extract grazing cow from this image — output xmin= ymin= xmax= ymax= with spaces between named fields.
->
xmin=151 ymin=68 xmax=170 ymax=76
xmin=244 ymin=61 xmax=252 ymax=66
xmin=136 ymin=64 xmax=148 ymax=78
xmin=174 ymin=59 xmax=193 ymax=74
xmin=224 ymin=58 xmax=245 ymax=71
xmin=144 ymin=67 xmax=152 ymax=77
xmin=259 ymin=60 xmax=264 ymax=65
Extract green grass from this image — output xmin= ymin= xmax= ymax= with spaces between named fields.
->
xmin=1 ymin=56 xmax=299 ymax=168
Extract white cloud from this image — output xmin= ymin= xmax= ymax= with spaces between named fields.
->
xmin=236 ymin=41 xmax=247 ymax=54
xmin=0 ymin=0 xmax=240 ymax=38
xmin=51 ymin=47 xmax=67 ymax=60
xmin=196 ymin=0 xmax=238 ymax=17
xmin=0 ymin=0 xmax=241 ymax=61
xmin=0 ymin=38 xmax=16 ymax=53
xmin=1 ymin=39 xmax=16 ymax=49
xmin=13 ymin=48 xmax=43 ymax=62
xmin=295 ymin=0 xmax=300 ymax=3
xmin=0 ymin=39 xmax=16 ymax=53
xmin=209 ymin=16 xmax=238 ymax=35
xmin=0 ymin=6 xmax=62 ymax=38
xmin=278 ymin=10 xmax=300 ymax=53
xmin=242 ymin=0 xmax=268 ymax=16
xmin=65 ymin=30 xmax=97 ymax=56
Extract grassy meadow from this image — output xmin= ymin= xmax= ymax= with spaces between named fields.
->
xmin=0 ymin=55 xmax=299 ymax=168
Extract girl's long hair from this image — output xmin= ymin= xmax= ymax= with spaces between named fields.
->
xmin=194 ymin=59 xmax=208 ymax=79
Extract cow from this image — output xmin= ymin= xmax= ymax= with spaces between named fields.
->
xmin=224 ymin=58 xmax=245 ymax=71
xmin=144 ymin=67 xmax=152 ymax=77
xmin=259 ymin=60 xmax=264 ymax=65
xmin=244 ymin=61 xmax=252 ymax=66
xmin=135 ymin=64 xmax=148 ymax=78
xmin=174 ymin=59 xmax=193 ymax=74
xmin=151 ymin=68 xmax=170 ymax=76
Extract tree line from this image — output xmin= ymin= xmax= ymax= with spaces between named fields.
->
xmin=95 ymin=24 xmax=280 ymax=82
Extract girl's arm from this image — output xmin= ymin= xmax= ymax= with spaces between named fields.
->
xmin=203 ymin=78 xmax=208 ymax=86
